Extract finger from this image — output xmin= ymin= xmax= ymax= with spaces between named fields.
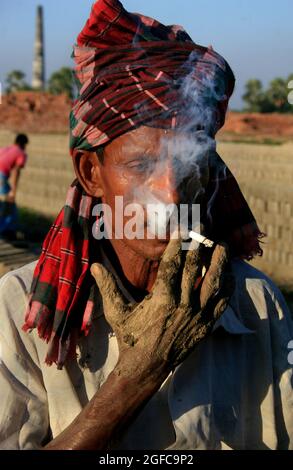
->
xmin=191 ymin=270 xmax=234 ymax=343
xmin=200 ymin=243 xmax=229 ymax=309
xmin=180 ymin=243 xmax=205 ymax=305
xmin=171 ymin=267 xmax=234 ymax=368
xmin=174 ymin=271 xmax=234 ymax=366
xmin=172 ymin=318 xmax=214 ymax=367
xmin=152 ymin=237 xmax=183 ymax=300
xmin=206 ymin=270 xmax=235 ymax=321
xmin=90 ymin=263 xmax=128 ymax=326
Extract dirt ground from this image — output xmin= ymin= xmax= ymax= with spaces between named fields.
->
xmin=219 ymin=111 xmax=293 ymax=140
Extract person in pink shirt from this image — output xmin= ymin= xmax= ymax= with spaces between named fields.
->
xmin=0 ymin=134 xmax=28 ymax=202
xmin=0 ymin=134 xmax=28 ymax=236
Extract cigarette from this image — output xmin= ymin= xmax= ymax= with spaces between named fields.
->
xmin=188 ymin=231 xmax=214 ymax=248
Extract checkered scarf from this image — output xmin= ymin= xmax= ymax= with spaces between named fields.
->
xmin=23 ymin=0 xmax=264 ymax=368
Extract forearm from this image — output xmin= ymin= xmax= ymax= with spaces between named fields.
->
xmin=44 ymin=362 xmax=167 ymax=450
xmin=9 ymin=167 xmax=21 ymax=195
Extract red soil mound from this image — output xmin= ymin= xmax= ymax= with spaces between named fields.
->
xmin=0 ymin=92 xmax=71 ymax=133
xmin=1 ymin=92 xmax=293 ymax=138
xmin=221 ymin=111 xmax=293 ymax=139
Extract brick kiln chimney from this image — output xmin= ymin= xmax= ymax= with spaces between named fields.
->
xmin=32 ymin=6 xmax=45 ymax=90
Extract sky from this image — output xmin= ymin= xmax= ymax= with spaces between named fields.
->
xmin=0 ymin=0 xmax=292 ymax=109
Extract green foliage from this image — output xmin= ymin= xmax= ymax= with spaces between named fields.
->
xmin=267 ymin=77 xmax=291 ymax=113
xmin=243 ymin=79 xmax=264 ymax=112
xmin=5 ymin=70 xmax=31 ymax=93
xmin=47 ymin=67 xmax=75 ymax=99
xmin=243 ymin=74 xmax=293 ymax=113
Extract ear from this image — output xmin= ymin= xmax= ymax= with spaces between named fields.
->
xmin=72 ymin=148 xmax=104 ymax=198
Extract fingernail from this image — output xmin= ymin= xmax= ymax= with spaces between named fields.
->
xmin=91 ymin=264 xmax=100 ymax=276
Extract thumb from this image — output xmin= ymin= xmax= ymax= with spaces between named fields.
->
xmin=91 ymin=263 xmax=127 ymax=326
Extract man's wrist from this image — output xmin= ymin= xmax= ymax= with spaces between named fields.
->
xmin=113 ymin=355 xmax=170 ymax=390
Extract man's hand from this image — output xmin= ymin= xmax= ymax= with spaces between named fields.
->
xmin=45 ymin=239 xmax=234 ymax=450
xmin=6 ymin=191 xmax=16 ymax=204
xmin=91 ymin=238 xmax=235 ymax=381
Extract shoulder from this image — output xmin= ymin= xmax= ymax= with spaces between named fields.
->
xmin=13 ymin=146 xmax=27 ymax=165
xmin=0 ymin=261 xmax=41 ymax=369
xmin=0 ymin=261 xmax=37 ymax=329
xmin=0 ymin=146 xmax=9 ymax=154
xmin=0 ymin=260 xmax=37 ymax=294
xmin=231 ymin=259 xmax=288 ymax=308
xmin=230 ymin=259 xmax=292 ymax=330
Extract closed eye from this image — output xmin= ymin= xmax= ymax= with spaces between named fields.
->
xmin=125 ymin=158 xmax=156 ymax=174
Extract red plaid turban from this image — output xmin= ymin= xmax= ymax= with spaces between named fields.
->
xmin=70 ymin=0 xmax=235 ymax=150
xmin=23 ymin=0 xmax=264 ymax=368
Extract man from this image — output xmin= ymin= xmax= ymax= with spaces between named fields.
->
xmin=0 ymin=134 xmax=28 ymax=203
xmin=0 ymin=133 xmax=28 ymax=235
xmin=0 ymin=0 xmax=292 ymax=450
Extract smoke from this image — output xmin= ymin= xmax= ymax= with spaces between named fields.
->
xmin=123 ymin=50 xmax=227 ymax=239
xmin=179 ymin=50 xmax=227 ymax=136
xmin=131 ymin=188 xmax=178 ymax=238
xmin=124 ymin=130 xmax=215 ymax=239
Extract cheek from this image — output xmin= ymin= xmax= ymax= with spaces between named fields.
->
xmin=100 ymin=168 xmax=129 ymax=205
xmin=100 ymin=167 xmax=148 ymax=206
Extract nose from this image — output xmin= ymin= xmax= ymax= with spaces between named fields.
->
xmin=148 ymin=162 xmax=181 ymax=205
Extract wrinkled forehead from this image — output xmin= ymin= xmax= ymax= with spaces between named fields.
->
xmin=102 ymin=125 xmax=212 ymax=161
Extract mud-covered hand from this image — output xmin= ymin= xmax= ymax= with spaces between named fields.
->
xmin=91 ymin=239 xmax=234 ymax=380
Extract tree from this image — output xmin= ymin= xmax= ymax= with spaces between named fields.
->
xmin=5 ymin=70 xmax=31 ymax=93
xmin=48 ymin=67 xmax=75 ymax=100
xmin=242 ymin=79 xmax=265 ymax=113
xmin=287 ymin=73 xmax=293 ymax=86
xmin=266 ymin=77 xmax=290 ymax=113
xmin=243 ymin=74 xmax=293 ymax=113
xmin=288 ymin=74 xmax=293 ymax=107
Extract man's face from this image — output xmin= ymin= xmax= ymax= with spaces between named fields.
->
xmin=96 ymin=126 xmax=209 ymax=260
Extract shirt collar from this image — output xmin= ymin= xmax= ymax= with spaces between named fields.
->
xmin=213 ymin=305 xmax=255 ymax=335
